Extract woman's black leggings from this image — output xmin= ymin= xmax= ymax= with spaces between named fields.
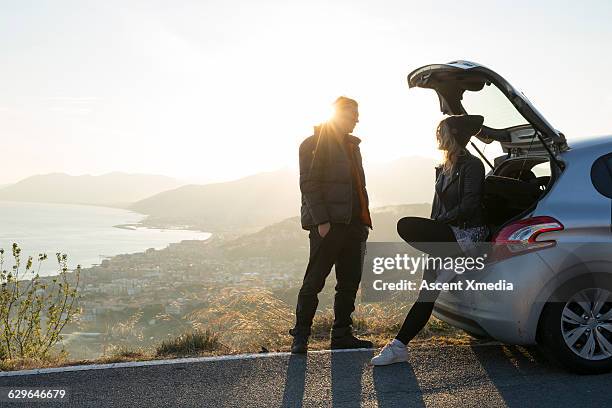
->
xmin=394 ymin=217 xmax=463 ymax=345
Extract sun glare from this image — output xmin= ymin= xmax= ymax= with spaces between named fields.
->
xmin=305 ymin=103 xmax=336 ymax=126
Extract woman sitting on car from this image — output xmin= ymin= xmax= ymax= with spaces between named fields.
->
xmin=371 ymin=114 xmax=489 ymax=366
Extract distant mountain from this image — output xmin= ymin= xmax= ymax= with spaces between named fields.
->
xmin=131 ymin=157 xmax=437 ymax=232
xmin=0 ymin=172 xmax=182 ymax=207
xmin=131 ymin=169 xmax=299 ymax=232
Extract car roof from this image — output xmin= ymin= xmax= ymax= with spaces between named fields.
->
xmin=561 ymin=135 xmax=612 ymax=161
xmin=569 ymin=135 xmax=612 ymax=151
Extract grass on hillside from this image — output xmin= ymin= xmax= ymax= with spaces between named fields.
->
xmin=156 ymin=329 xmax=224 ymax=357
xmin=0 ymin=302 xmax=481 ymax=372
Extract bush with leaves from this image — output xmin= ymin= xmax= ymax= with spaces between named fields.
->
xmin=0 ymin=243 xmax=80 ymax=361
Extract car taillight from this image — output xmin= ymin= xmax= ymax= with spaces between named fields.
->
xmin=491 ymin=216 xmax=564 ymax=261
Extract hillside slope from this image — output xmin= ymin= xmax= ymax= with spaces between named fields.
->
xmin=131 ymin=169 xmax=299 ymax=231
xmin=131 ymin=156 xmax=436 ymax=232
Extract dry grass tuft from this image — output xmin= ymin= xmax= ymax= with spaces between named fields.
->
xmin=156 ymin=329 xmax=224 ymax=357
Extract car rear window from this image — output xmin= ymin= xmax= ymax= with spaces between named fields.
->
xmin=591 ymin=153 xmax=612 ymax=198
xmin=462 ymin=83 xmax=529 ymax=129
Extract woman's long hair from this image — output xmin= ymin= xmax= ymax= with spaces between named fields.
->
xmin=436 ymin=119 xmax=463 ymax=174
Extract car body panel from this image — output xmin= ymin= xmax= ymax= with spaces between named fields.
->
xmin=433 ymin=251 xmax=555 ymax=344
xmin=535 ymin=136 xmax=612 ymax=240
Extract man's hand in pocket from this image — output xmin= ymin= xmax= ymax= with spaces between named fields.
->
xmin=318 ymin=222 xmax=331 ymax=238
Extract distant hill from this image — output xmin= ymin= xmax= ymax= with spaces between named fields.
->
xmin=218 ymin=203 xmax=432 ymax=261
xmin=367 ymin=203 xmax=432 ymax=242
xmin=0 ymin=172 xmax=182 ymax=207
xmin=367 ymin=157 xmax=436 ymax=207
xmin=132 ymin=169 xmax=299 ymax=232
xmin=131 ymin=156 xmax=437 ymax=232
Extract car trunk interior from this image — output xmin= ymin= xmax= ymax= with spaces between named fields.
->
xmin=482 ymin=156 xmax=556 ymax=237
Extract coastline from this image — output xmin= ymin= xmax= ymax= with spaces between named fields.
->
xmin=0 ymin=200 xmax=211 ymax=275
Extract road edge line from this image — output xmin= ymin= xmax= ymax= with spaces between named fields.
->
xmin=0 ymin=348 xmax=375 ymax=377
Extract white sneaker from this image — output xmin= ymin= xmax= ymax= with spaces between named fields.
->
xmin=370 ymin=340 xmax=408 ymax=366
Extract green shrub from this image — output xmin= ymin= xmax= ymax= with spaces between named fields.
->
xmin=0 ymin=243 xmax=80 ymax=360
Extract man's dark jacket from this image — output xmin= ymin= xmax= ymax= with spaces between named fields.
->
xmin=431 ymin=150 xmax=485 ymax=228
xmin=299 ymin=126 xmax=370 ymax=230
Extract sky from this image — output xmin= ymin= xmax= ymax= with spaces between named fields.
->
xmin=1 ymin=0 xmax=612 ymax=184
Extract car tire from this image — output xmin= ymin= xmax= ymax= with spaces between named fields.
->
xmin=538 ymin=274 xmax=612 ymax=374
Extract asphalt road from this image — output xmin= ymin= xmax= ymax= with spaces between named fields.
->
xmin=1 ymin=344 xmax=611 ymax=407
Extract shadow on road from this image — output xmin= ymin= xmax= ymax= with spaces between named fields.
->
xmin=471 ymin=344 xmax=568 ymax=407
xmin=331 ymin=350 xmax=374 ymax=407
xmin=372 ymin=361 xmax=426 ymax=407
xmin=280 ymin=350 xmax=426 ymax=407
xmin=281 ymin=354 xmax=307 ymax=408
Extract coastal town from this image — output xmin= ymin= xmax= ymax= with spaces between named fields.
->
xmin=61 ymin=220 xmax=310 ymax=358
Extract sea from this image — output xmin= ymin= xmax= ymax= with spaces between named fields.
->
xmin=0 ymin=200 xmax=211 ymax=276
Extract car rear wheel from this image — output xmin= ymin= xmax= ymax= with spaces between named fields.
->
xmin=539 ymin=281 xmax=612 ymax=374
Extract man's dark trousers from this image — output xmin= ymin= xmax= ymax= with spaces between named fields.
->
xmin=293 ymin=220 xmax=368 ymax=335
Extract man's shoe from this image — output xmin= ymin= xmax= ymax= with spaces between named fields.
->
xmin=289 ymin=329 xmax=309 ymax=354
xmin=330 ymin=333 xmax=373 ymax=350
xmin=371 ymin=340 xmax=408 ymax=366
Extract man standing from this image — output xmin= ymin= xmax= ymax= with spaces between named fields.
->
xmin=290 ymin=96 xmax=373 ymax=354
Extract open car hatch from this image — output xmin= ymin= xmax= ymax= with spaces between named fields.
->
xmin=408 ymin=61 xmax=568 ymax=158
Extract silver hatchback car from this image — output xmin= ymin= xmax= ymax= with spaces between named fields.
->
xmin=408 ymin=61 xmax=612 ymax=374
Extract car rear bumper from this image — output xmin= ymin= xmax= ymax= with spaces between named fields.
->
xmin=432 ymin=251 xmax=555 ymax=345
